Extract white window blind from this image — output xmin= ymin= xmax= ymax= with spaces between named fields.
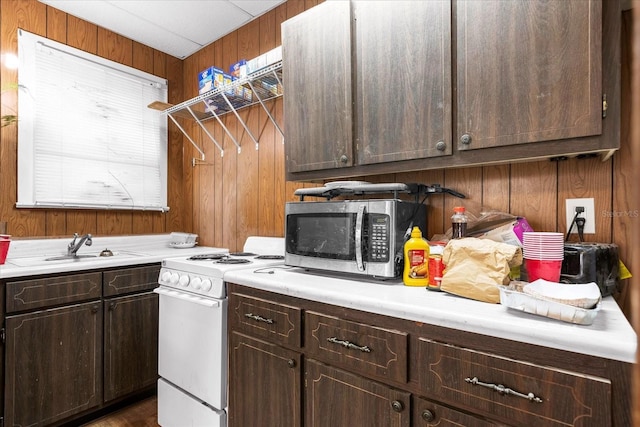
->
xmin=17 ymin=29 xmax=169 ymax=211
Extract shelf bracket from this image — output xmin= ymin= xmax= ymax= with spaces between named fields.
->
xmin=247 ymin=74 xmax=285 ymax=139
xmin=167 ymin=113 xmax=205 ymax=164
xmin=203 ymin=100 xmax=242 ymax=154
xmin=219 ymin=91 xmax=260 ymax=151
xmin=186 ymin=105 xmax=224 ymax=157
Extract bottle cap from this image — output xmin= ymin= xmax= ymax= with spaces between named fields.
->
xmin=410 ymin=226 xmax=423 ymax=238
xmin=453 ymin=206 xmax=466 ymax=213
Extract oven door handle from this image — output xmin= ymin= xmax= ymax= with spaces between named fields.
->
xmin=154 ymin=287 xmax=220 ymax=308
xmin=355 ymin=204 xmax=365 ymax=272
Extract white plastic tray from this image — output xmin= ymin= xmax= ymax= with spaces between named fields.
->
xmin=499 ymin=285 xmax=600 ymax=325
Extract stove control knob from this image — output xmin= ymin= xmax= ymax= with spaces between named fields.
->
xmin=191 ymin=277 xmax=202 ymax=290
xmin=201 ymin=279 xmax=213 ymax=292
xmin=178 ymin=275 xmax=190 ymax=287
xmin=160 ymin=270 xmax=172 ymax=283
xmin=169 ymin=273 xmax=179 ymax=285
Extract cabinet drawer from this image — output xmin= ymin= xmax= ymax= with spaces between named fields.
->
xmin=5 ymin=272 xmax=102 ymax=312
xmin=229 ymin=292 xmax=302 ymax=348
xmin=418 ymin=339 xmax=611 ymax=427
xmin=305 ymin=311 xmax=408 ymax=383
xmin=412 ymin=396 xmax=498 ymax=427
xmin=103 ymin=264 xmax=161 ymax=296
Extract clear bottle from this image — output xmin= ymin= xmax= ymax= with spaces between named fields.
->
xmin=451 ymin=206 xmax=468 ymax=239
xmin=403 ymin=226 xmax=430 ymax=287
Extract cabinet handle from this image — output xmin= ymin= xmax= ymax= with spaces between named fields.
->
xmin=391 ymin=400 xmax=404 ymax=413
xmin=109 ymin=302 xmax=116 ymax=311
xmin=460 ymin=134 xmax=472 ymax=145
xmin=421 ymin=409 xmax=435 ymax=422
xmin=327 ymin=337 xmax=371 ymax=353
xmin=339 ymin=154 xmax=348 ymax=164
xmin=244 ymin=312 xmax=274 ymax=324
xmin=465 ymin=377 xmax=543 ymax=403
xmin=435 ymin=141 xmax=446 ymax=152
xmin=91 ymin=305 xmax=99 ymax=313
xmin=287 ymin=359 xmax=296 ymax=368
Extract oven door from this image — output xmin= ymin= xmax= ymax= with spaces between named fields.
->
xmin=155 ymin=287 xmax=227 ymax=413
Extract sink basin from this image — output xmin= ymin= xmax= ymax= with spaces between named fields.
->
xmin=7 ymin=250 xmax=147 ymax=267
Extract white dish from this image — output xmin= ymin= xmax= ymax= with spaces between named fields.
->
xmin=499 ymin=285 xmax=600 ymax=325
xmin=169 ymin=242 xmax=197 ymax=249
xmin=523 ymin=279 xmax=601 ymax=309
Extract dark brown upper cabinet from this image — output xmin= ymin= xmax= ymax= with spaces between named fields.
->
xmin=283 ymin=0 xmax=619 ymax=182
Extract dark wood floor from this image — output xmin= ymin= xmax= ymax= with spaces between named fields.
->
xmin=81 ymin=396 xmax=159 ymax=427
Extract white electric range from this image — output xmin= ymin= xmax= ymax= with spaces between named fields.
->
xmin=154 ymin=236 xmax=285 ymax=427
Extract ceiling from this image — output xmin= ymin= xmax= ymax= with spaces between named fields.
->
xmin=38 ymin=0 xmax=286 ymax=59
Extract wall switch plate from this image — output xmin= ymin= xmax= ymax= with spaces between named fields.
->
xmin=565 ymin=198 xmax=595 ymax=234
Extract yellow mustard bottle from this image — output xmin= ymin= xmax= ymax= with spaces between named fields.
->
xmin=403 ymin=226 xmax=430 ymax=287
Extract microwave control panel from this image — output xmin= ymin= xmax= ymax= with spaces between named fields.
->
xmin=368 ymin=214 xmax=390 ymax=262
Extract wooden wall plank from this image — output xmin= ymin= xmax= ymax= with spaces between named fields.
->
xmin=509 ymin=161 xmax=558 ymax=232
xmin=45 ymin=5 xmax=66 ymax=44
xmin=0 ymin=0 xmax=47 ymax=237
xmin=221 ymin=31 xmax=239 ymax=250
xmin=236 ymin=19 xmax=261 ymax=249
xmin=257 ymin=11 xmax=278 ymax=236
xmin=482 ymin=164 xmax=510 ymax=213
xmin=165 ymin=54 xmax=187 ymax=234
xmin=194 ymin=45 xmax=220 ymax=247
xmin=558 ymin=156 xmax=613 ymax=243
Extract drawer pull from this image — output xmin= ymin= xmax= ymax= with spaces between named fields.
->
xmin=465 ymin=377 xmax=543 ymax=403
xmin=391 ymin=400 xmax=404 ymax=412
xmin=327 ymin=337 xmax=371 ymax=353
xmin=244 ymin=312 xmax=274 ymax=324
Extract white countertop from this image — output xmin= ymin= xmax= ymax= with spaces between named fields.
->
xmin=0 ymin=234 xmax=226 ymax=279
xmin=224 ymin=265 xmax=638 ymax=364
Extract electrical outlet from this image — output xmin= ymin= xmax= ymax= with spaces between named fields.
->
xmin=565 ymin=198 xmax=595 ymax=234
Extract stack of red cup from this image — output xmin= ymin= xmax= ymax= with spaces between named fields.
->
xmin=0 ymin=234 xmax=11 ymax=265
xmin=522 ymin=232 xmax=564 ymax=282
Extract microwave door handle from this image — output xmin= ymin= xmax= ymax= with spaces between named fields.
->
xmin=355 ymin=205 xmax=366 ymax=271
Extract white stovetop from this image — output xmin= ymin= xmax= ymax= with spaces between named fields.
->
xmin=0 ymin=234 xmax=227 ymax=279
xmin=224 ymin=266 xmax=637 ymax=364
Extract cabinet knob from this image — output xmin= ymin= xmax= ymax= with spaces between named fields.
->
xmin=460 ymin=134 xmax=472 ymax=145
xmin=339 ymin=155 xmax=349 ymax=164
xmin=109 ymin=302 xmax=116 ymax=311
xmin=391 ymin=400 xmax=404 ymax=413
xmin=435 ymin=141 xmax=446 ymax=152
xmin=91 ymin=305 xmax=99 ymax=313
xmin=287 ymin=359 xmax=296 ymax=368
xmin=421 ymin=409 xmax=435 ymax=422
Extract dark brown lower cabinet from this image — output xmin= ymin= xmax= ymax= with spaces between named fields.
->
xmin=228 ymin=331 xmax=302 ymax=427
xmin=103 ymin=291 xmax=159 ymax=402
xmin=4 ymin=301 xmax=102 ymax=427
xmin=305 ymin=359 xmax=410 ymax=427
xmin=2 ymin=265 xmax=161 ymax=426
xmin=227 ymin=283 xmax=632 ymax=427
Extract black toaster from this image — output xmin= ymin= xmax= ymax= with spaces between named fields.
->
xmin=560 ymin=243 xmax=619 ymax=296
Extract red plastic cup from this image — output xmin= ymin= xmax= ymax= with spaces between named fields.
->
xmin=525 ymin=258 xmax=562 ymax=282
xmin=0 ymin=239 xmax=10 ymax=265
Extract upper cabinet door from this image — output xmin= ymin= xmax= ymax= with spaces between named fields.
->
xmin=456 ymin=0 xmax=602 ymax=151
xmin=283 ymin=1 xmax=353 ymax=173
xmin=355 ymin=0 xmax=452 ymax=165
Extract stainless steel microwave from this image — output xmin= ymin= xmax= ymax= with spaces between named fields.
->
xmin=285 ymin=199 xmax=427 ymax=278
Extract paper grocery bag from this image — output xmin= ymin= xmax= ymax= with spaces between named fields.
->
xmin=440 ymin=238 xmax=522 ymax=303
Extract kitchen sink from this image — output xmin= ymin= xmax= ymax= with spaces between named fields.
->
xmin=7 ymin=250 xmax=147 ymax=267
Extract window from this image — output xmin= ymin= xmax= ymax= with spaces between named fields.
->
xmin=17 ymin=29 xmax=169 ymax=211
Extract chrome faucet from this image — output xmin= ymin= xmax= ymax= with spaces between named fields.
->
xmin=67 ymin=233 xmax=92 ymax=256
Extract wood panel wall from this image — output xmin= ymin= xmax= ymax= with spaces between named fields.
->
xmin=0 ymin=1 xmax=636 ymax=318
xmin=0 ymin=0 xmax=187 ymax=238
